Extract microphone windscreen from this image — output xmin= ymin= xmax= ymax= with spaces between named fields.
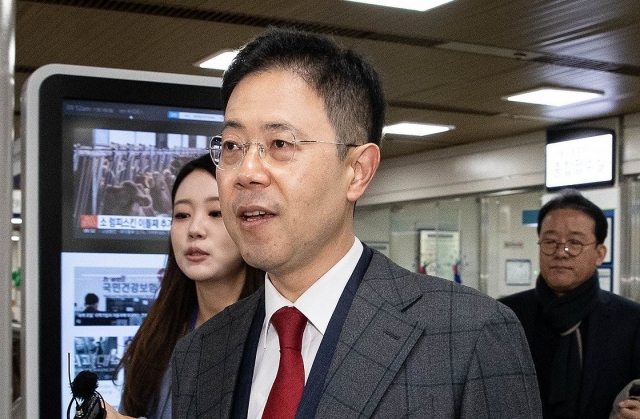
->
xmin=71 ymin=370 xmax=99 ymax=400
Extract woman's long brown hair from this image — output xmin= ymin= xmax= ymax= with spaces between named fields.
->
xmin=113 ymin=154 xmax=264 ymax=417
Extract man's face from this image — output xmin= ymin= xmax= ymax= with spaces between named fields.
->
xmin=538 ymin=208 xmax=607 ymax=294
xmin=216 ymin=70 xmax=373 ymax=287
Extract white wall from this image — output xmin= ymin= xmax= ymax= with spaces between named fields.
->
xmin=361 ymin=113 xmax=640 ymax=207
xmin=483 ymin=192 xmax=543 ymax=299
xmin=623 ymin=113 xmax=640 ymax=175
xmin=360 ymin=131 xmax=545 ymax=206
xmin=354 ymin=205 xmax=391 ymax=244
xmin=355 ymin=196 xmax=480 ymax=289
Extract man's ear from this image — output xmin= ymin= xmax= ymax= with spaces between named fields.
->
xmin=346 ymin=143 xmax=380 ymax=202
xmin=595 ymin=243 xmax=607 ymax=266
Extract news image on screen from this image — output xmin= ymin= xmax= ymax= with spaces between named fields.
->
xmin=74 ymin=336 xmax=119 ymax=379
xmin=73 ymin=265 xmax=163 ymax=326
xmin=61 ymin=252 xmax=167 ymax=411
xmin=72 ymin=335 xmax=125 ymax=407
xmin=65 ymin=99 xmax=223 ymax=241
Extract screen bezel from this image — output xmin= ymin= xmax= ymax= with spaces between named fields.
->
xmin=545 ymin=127 xmax=616 ymax=191
xmin=23 ymin=66 xmax=224 ymax=417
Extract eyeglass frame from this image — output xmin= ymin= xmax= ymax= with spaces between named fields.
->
xmin=537 ymin=238 xmax=599 ymax=257
xmin=207 ymin=134 xmax=360 ymax=170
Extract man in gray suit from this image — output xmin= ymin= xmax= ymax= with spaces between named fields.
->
xmin=172 ymin=27 xmax=542 ymax=419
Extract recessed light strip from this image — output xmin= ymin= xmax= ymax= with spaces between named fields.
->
xmin=344 ymin=0 xmax=455 ymax=12
xmin=196 ymin=50 xmax=238 ymax=70
xmin=384 ymin=122 xmax=453 ymax=136
xmin=504 ymin=87 xmax=603 ymax=107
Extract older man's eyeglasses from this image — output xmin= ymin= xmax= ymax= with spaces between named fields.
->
xmin=537 ymin=239 xmax=597 ymax=257
xmin=208 ymin=131 xmax=358 ymax=170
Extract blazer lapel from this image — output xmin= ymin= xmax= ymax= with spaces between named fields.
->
xmin=195 ymin=291 xmax=263 ymax=419
xmin=316 ymin=253 xmax=425 ymax=418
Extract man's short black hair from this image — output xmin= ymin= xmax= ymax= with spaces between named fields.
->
xmin=537 ymin=188 xmax=608 ymax=244
xmin=221 ymin=27 xmax=386 ymax=158
xmin=85 ymin=293 xmax=99 ymax=306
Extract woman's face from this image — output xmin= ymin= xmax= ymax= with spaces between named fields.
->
xmin=170 ymin=169 xmax=244 ymax=283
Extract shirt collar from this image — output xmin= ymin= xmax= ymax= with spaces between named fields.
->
xmin=264 ymin=238 xmax=363 ymax=336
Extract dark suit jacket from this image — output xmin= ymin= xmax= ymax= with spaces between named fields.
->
xmin=172 ymin=250 xmax=542 ymax=418
xmin=500 ymin=288 xmax=640 ymax=419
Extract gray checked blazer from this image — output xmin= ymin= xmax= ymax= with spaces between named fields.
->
xmin=172 ymin=250 xmax=542 ymax=418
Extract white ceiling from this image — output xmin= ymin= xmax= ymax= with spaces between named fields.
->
xmin=14 ymin=0 xmax=640 ymax=159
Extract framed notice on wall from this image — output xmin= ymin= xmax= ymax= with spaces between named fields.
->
xmin=506 ymin=259 xmax=532 ymax=285
xmin=598 ymin=267 xmax=612 ymax=291
xmin=419 ymin=229 xmax=460 ymax=281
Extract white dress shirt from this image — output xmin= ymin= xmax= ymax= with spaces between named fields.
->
xmin=247 ymin=238 xmax=364 ymax=419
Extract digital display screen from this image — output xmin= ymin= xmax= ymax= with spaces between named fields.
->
xmin=58 ymin=98 xmax=222 ymax=414
xmin=545 ymin=128 xmax=615 ymax=190
xmin=21 ymin=66 xmax=224 ymax=418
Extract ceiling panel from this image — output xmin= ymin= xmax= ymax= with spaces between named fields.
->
xmin=13 ymin=0 xmax=640 ymax=160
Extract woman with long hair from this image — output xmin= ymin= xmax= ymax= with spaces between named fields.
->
xmin=106 ymin=154 xmax=264 ymax=419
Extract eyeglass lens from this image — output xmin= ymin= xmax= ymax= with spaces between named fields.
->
xmin=210 ymin=131 xmax=298 ymax=169
xmin=538 ymin=240 xmax=590 ymax=256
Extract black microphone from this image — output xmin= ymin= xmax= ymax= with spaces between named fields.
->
xmin=67 ymin=354 xmax=106 ymax=419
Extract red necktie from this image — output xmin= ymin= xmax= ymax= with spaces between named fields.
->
xmin=262 ymin=306 xmax=307 ymax=419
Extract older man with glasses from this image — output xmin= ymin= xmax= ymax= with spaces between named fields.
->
xmin=500 ymin=188 xmax=640 ymax=419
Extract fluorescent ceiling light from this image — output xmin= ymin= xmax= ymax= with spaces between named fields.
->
xmin=504 ymin=87 xmax=603 ymax=107
xmin=344 ymin=0 xmax=455 ymax=12
xmin=384 ymin=122 xmax=453 ymax=136
xmin=195 ymin=50 xmax=238 ymax=70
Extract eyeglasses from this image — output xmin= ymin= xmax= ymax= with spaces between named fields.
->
xmin=537 ymin=239 xmax=598 ymax=257
xmin=208 ymin=131 xmax=359 ymax=170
